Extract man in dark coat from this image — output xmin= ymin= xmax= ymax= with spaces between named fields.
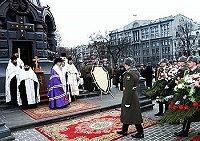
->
xmin=117 ymin=57 xmax=144 ymax=138
xmin=118 ymin=65 xmax=126 ymax=91
xmin=144 ymin=64 xmax=153 ymax=88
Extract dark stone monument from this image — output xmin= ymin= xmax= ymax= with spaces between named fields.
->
xmin=138 ymin=76 xmax=154 ymax=112
xmin=0 ymin=0 xmax=57 ymax=139
xmin=0 ymin=0 xmax=56 ymax=92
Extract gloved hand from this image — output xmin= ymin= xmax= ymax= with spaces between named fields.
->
xmin=125 ymin=105 xmax=130 ymax=108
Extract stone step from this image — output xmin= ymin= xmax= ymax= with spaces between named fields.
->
xmin=0 ymin=121 xmax=14 ymax=141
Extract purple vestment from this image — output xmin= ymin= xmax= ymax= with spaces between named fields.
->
xmin=48 ymin=68 xmax=70 ymax=109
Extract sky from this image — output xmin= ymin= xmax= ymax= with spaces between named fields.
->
xmin=40 ymin=0 xmax=200 ymax=47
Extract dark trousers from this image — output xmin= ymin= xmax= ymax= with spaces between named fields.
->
xmin=158 ymin=102 xmax=169 ymax=113
xmin=181 ymin=120 xmax=190 ymax=134
xmin=122 ymin=123 xmax=143 ymax=134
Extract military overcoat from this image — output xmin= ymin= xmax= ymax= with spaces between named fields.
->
xmin=120 ymin=69 xmax=143 ymax=125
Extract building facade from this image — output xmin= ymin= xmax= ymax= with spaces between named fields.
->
xmin=109 ymin=14 xmax=199 ymax=66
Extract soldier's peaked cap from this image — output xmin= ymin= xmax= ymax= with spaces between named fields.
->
xmin=187 ymin=56 xmax=198 ymax=63
xmin=178 ymin=56 xmax=187 ymax=62
xmin=159 ymin=58 xmax=168 ymax=64
xmin=124 ymin=57 xmax=136 ymax=66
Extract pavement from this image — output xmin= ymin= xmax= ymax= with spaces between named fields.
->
xmin=1 ymin=86 xmax=200 ymax=141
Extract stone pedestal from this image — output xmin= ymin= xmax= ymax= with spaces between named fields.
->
xmin=0 ymin=120 xmax=13 ymax=140
xmin=35 ymin=71 xmax=48 ymax=104
xmin=138 ymin=76 xmax=154 ymax=112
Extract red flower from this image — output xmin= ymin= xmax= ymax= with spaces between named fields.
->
xmin=170 ymin=101 xmax=175 ymax=105
xmin=168 ymin=104 xmax=172 ymax=109
xmin=193 ymin=102 xmax=199 ymax=107
xmin=184 ymin=105 xmax=189 ymax=110
xmin=173 ymin=105 xmax=177 ymax=110
xmin=179 ymin=105 xmax=184 ymax=110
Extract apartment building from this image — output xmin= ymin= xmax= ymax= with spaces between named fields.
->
xmin=109 ymin=14 xmax=199 ymax=66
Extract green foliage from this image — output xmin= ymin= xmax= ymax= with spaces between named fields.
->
xmin=159 ymin=85 xmax=200 ymax=125
xmin=143 ymin=79 xmax=168 ymax=100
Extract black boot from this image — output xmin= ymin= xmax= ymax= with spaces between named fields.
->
xmin=117 ymin=124 xmax=128 ymax=136
xmin=131 ymin=124 xmax=144 ymax=138
xmin=155 ymin=103 xmax=163 ymax=116
xmin=174 ymin=120 xmax=190 ymax=137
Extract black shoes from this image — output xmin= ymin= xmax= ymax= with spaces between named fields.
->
xmin=155 ymin=112 xmax=163 ymax=116
xmin=174 ymin=131 xmax=188 ymax=137
xmin=116 ymin=131 xmax=127 ymax=136
xmin=131 ymin=133 xmax=144 ymax=138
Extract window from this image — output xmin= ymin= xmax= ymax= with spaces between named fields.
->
xmin=152 ymin=49 xmax=155 ymax=54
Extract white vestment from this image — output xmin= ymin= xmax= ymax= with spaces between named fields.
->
xmin=17 ymin=68 xmax=40 ymax=106
xmin=53 ymin=64 xmax=66 ymax=92
xmin=5 ymin=62 xmax=21 ymax=103
xmin=8 ymin=58 xmax=24 ymax=68
xmin=63 ymin=63 xmax=80 ymax=96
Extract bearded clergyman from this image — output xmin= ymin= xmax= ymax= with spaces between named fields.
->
xmin=5 ymin=55 xmax=21 ymax=106
xmin=18 ymin=62 xmax=40 ymax=109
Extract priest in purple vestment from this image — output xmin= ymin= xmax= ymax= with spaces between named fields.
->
xmin=48 ymin=58 xmax=70 ymax=109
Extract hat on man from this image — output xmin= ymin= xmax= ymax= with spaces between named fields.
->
xmin=10 ymin=55 xmax=17 ymax=61
xmin=24 ymin=61 xmax=30 ymax=66
xmin=187 ymin=56 xmax=198 ymax=64
xmin=178 ymin=56 xmax=187 ymax=62
xmin=67 ymin=56 xmax=72 ymax=61
xmin=124 ymin=57 xmax=136 ymax=66
xmin=159 ymin=58 xmax=168 ymax=64
xmin=53 ymin=58 xmax=64 ymax=65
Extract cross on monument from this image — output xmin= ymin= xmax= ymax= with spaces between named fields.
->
xmin=32 ymin=56 xmax=42 ymax=72
xmin=7 ymin=15 xmax=34 ymax=38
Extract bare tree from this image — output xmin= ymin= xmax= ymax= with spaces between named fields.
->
xmin=174 ymin=21 xmax=198 ymax=57
xmin=89 ymin=31 xmax=129 ymax=65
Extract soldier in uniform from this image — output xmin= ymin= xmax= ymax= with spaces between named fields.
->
xmin=154 ymin=58 xmax=169 ymax=116
xmin=117 ymin=57 xmax=144 ymax=138
xmin=174 ymin=56 xmax=200 ymax=137
xmin=112 ymin=64 xmax=119 ymax=88
xmin=82 ymin=62 xmax=94 ymax=92
xmin=102 ymin=59 xmax=113 ymax=92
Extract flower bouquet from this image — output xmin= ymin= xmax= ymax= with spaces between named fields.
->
xmin=159 ymin=73 xmax=200 ymax=124
xmin=143 ymin=67 xmax=177 ymax=101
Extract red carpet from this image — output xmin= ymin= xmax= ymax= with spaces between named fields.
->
xmin=175 ymin=130 xmax=200 ymax=141
xmin=22 ymin=101 xmax=100 ymax=120
xmin=35 ymin=109 xmax=157 ymax=141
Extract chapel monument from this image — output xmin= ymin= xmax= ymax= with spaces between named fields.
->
xmin=0 ymin=0 xmax=57 ymax=94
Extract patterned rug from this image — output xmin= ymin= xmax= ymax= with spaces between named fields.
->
xmin=22 ymin=101 xmax=100 ymax=120
xmin=175 ymin=130 xmax=200 ymax=141
xmin=36 ymin=109 xmax=157 ymax=141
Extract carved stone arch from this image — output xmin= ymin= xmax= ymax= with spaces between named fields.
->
xmin=43 ymin=9 xmax=56 ymax=31
xmin=0 ymin=0 xmax=10 ymax=17
xmin=133 ymin=22 xmax=139 ymax=28
xmin=27 ymin=6 xmax=43 ymax=22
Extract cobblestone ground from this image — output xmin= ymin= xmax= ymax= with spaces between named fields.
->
xmin=12 ymin=101 xmax=200 ymax=141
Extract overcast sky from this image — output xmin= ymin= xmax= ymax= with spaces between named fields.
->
xmin=40 ymin=0 xmax=200 ymax=47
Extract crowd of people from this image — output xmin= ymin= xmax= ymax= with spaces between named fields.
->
xmin=144 ymin=55 xmax=200 ymax=137
xmin=5 ymin=52 xmax=200 ymax=139
xmin=5 ymin=53 xmax=81 ymax=110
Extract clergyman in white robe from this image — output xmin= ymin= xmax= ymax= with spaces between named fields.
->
xmin=63 ymin=57 xmax=80 ymax=99
xmin=5 ymin=56 xmax=21 ymax=105
xmin=18 ymin=66 xmax=40 ymax=109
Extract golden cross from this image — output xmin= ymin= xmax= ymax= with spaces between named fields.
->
xmin=32 ymin=56 xmax=40 ymax=70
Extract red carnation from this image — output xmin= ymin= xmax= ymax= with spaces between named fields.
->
xmin=173 ymin=105 xmax=177 ymax=110
xmin=170 ymin=101 xmax=175 ymax=105
xmin=179 ymin=105 xmax=184 ymax=110
xmin=168 ymin=104 xmax=172 ymax=109
xmin=193 ymin=102 xmax=199 ymax=107
xmin=184 ymin=105 xmax=189 ymax=110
